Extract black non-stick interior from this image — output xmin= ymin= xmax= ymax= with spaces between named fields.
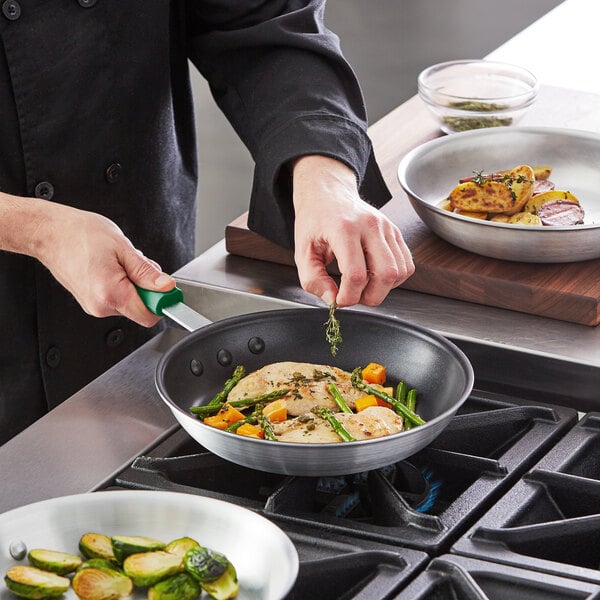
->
xmin=157 ymin=307 xmax=472 ymax=423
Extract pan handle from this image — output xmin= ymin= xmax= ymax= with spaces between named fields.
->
xmin=136 ymin=286 xmax=184 ymax=316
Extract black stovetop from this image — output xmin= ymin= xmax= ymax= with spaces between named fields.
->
xmin=108 ymin=390 xmax=600 ymax=599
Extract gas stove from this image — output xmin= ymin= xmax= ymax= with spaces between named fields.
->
xmin=103 ymin=385 xmax=600 ymax=598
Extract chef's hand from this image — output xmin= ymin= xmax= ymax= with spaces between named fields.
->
xmin=292 ymin=155 xmax=414 ymax=308
xmin=1 ymin=193 xmax=175 ymax=327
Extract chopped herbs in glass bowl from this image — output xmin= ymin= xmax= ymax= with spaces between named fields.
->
xmin=418 ymin=59 xmax=538 ymax=134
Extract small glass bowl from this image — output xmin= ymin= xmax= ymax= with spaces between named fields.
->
xmin=418 ymin=59 xmax=539 ymax=134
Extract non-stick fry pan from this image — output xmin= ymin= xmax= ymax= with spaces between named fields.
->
xmin=152 ymin=299 xmax=474 ymax=476
xmin=0 ymin=491 xmax=298 ymax=600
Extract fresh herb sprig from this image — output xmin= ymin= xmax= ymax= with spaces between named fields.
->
xmin=324 ymin=303 xmax=342 ymax=356
xmin=470 ymin=170 xmax=534 ymax=203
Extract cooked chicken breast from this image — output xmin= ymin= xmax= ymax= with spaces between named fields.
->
xmin=228 ymin=361 xmax=368 ymax=416
xmin=273 ymin=406 xmax=404 ymax=443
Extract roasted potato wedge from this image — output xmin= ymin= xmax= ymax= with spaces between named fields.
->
xmin=488 ymin=213 xmax=510 ymax=223
xmin=524 ymin=190 xmax=579 ymax=215
xmin=532 ymin=165 xmax=553 ymax=180
xmin=454 ymin=209 xmax=488 ymax=220
xmin=449 ymin=165 xmax=534 ymax=215
xmin=507 ymin=212 xmax=542 ymax=226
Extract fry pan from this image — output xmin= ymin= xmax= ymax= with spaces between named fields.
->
xmin=154 ymin=306 xmax=474 ymax=476
xmin=0 ymin=491 xmax=298 ymax=600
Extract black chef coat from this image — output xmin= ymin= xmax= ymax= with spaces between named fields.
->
xmin=0 ymin=0 xmax=391 ymax=444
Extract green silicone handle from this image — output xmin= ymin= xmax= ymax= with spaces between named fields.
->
xmin=136 ymin=285 xmax=184 ymax=316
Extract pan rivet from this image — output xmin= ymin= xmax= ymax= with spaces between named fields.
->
xmin=217 ymin=349 xmax=233 ymax=366
xmin=189 ymin=359 xmax=204 ymax=376
xmin=9 ymin=540 xmax=27 ymax=561
xmin=248 ymin=337 xmax=265 ymax=354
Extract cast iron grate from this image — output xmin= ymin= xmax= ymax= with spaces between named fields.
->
xmin=115 ymin=391 xmax=577 ymax=555
xmin=452 ymin=413 xmax=600 ymax=585
xmin=391 ymin=554 xmax=600 ymax=599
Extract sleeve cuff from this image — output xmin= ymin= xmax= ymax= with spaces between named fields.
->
xmin=247 ymin=114 xmax=391 ymax=250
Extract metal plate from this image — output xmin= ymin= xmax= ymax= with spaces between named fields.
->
xmin=397 ymin=127 xmax=600 ymax=262
xmin=0 ymin=491 xmax=298 ymax=600
xmin=155 ymin=308 xmax=474 ymax=476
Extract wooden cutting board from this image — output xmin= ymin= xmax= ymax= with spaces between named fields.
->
xmin=225 ymin=85 xmax=600 ymax=326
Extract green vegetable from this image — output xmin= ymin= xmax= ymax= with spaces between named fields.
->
xmin=183 ymin=547 xmax=228 ymax=583
xmin=164 ymin=538 xmax=200 ymax=561
xmin=255 ymin=405 xmax=277 ymax=441
xmin=148 ymin=573 xmax=201 ymax=600
xmin=190 ymin=389 xmax=289 ymax=418
xmin=197 ymin=563 xmax=238 ymax=600
xmin=404 ymin=388 xmax=418 ymax=431
xmin=72 ymin=566 xmax=133 ymax=600
xmin=183 ymin=547 xmax=238 ymax=600
xmin=395 ymin=381 xmax=407 ymax=405
xmin=351 ymin=367 xmax=425 ymax=427
xmin=4 ymin=566 xmax=70 ymax=599
xmin=27 ymin=549 xmax=82 ymax=575
xmin=78 ymin=559 xmax=122 ymax=573
xmin=324 ymin=303 xmax=342 ymax=356
xmin=79 ymin=533 xmax=116 ymax=562
xmin=110 ymin=536 xmax=165 ymax=563
xmin=312 ymin=406 xmax=356 ymax=442
xmin=122 ymin=551 xmax=182 ymax=587
xmin=207 ymin=365 xmax=246 ymax=407
xmin=328 ymin=383 xmax=352 ymax=413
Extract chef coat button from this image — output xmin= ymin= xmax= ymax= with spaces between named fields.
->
xmin=77 ymin=0 xmax=97 ymax=7
xmin=34 ymin=181 xmax=54 ymax=200
xmin=2 ymin=0 xmax=21 ymax=21
xmin=46 ymin=347 xmax=61 ymax=369
xmin=105 ymin=162 xmax=121 ymax=183
xmin=106 ymin=328 xmax=125 ymax=347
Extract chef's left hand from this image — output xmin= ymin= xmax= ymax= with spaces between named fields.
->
xmin=292 ymin=155 xmax=414 ymax=308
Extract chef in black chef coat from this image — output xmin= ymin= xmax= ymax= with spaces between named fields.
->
xmin=0 ymin=1 xmax=414 ymax=444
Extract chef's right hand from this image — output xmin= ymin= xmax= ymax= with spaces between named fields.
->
xmin=1 ymin=193 xmax=175 ymax=327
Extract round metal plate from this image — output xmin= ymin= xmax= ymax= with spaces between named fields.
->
xmin=0 ymin=491 xmax=298 ymax=600
xmin=397 ymin=126 xmax=600 ymax=262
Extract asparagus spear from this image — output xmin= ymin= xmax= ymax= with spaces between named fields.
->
xmin=351 ymin=367 xmax=425 ymax=427
xmin=255 ymin=407 xmax=278 ymax=441
xmin=190 ymin=388 xmax=290 ymax=417
xmin=328 ymin=383 xmax=352 ymax=413
xmin=404 ymin=388 xmax=418 ymax=431
xmin=207 ymin=365 xmax=246 ymax=407
xmin=312 ymin=406 xmax=356 ymax=442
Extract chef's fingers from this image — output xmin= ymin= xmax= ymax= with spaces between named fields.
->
xmin=294 ymin=242 xmax=339 ymax=308
xmin=357 ymin=226 xmax=414 ymax=306
xmin=117 ymin=246 xmax=176 ymax=327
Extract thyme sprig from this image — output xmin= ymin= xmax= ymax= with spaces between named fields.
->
xmin=470 ymin=170 xmax=533 ymax=203
xmin=324 ymin=303 xmax=342 ymax=357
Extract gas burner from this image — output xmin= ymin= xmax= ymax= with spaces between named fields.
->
xmin=115 ymin=390 xmax=577 ymax=554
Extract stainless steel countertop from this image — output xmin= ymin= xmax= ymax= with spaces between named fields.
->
xmin=177 ymin=241 xmax=600 ymax=370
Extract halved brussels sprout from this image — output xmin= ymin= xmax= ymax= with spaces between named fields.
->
xmin=111 ymin=536 xmax=165 ymax=563
xmin=28 ymin=549 xmax=83 ymax=575
xmin=122 ymin=551 xmax=182 ymax=587
xmin=198 ymin=563 xmax=238 ymax=600
xmin=183 ymin=547 xmax=238 ymax=600
xmin=164 ymin=538 xmax=200 ymax=561
xmin=78 ymin=559 xmax=121 ymax=573
xmin=79 ymin=534 xmax=116 ymax=562
xmin=5 ymin=566 xmax=70 ymax=599
xmin=148 ymin=573 xmax=201 ymax=600
xmin=71 ymin=566 xmax=133 ymax=600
